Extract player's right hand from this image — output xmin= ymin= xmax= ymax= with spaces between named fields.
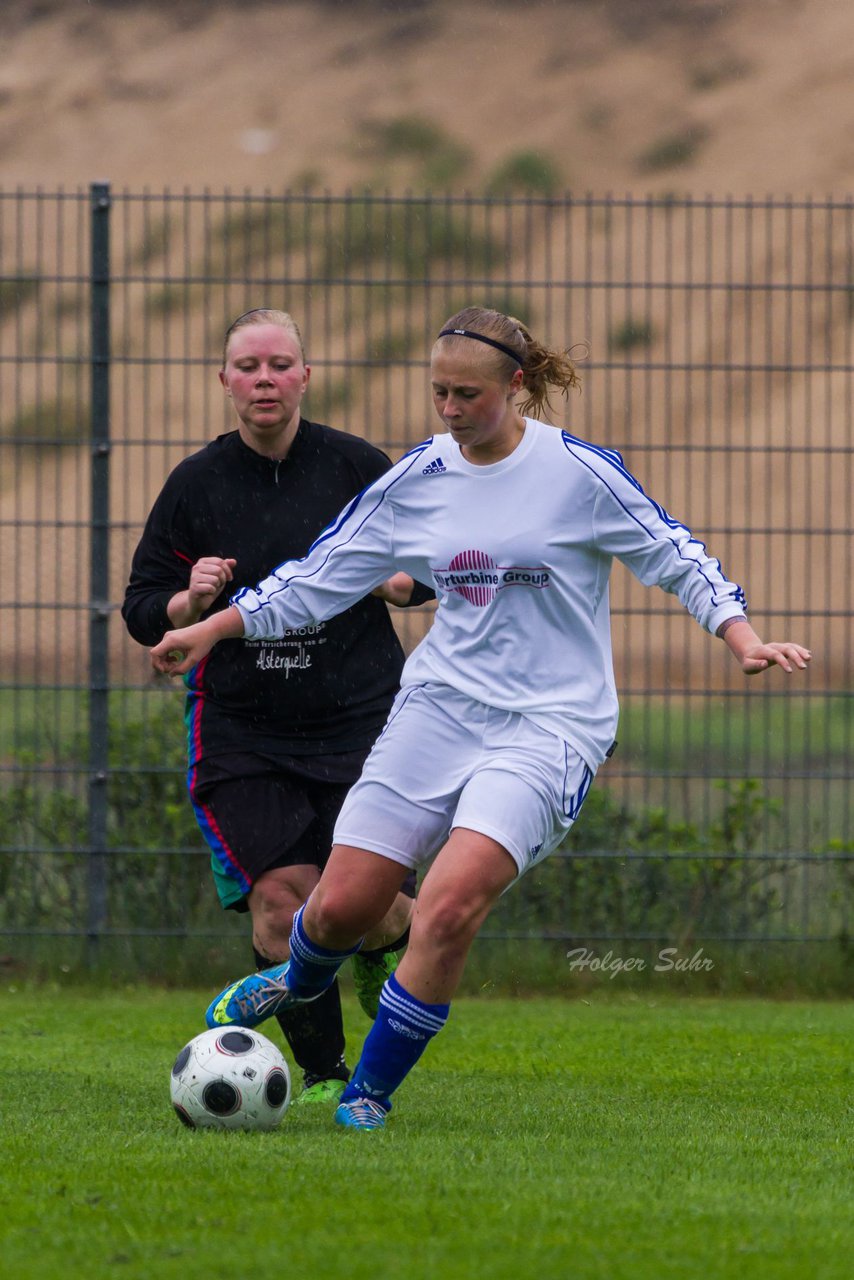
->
xmin=188 ymin=556 xmax=236 ymax=610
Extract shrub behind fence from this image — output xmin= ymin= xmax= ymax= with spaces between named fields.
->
xmin=0 ymin=186 xmax=851 ymax=982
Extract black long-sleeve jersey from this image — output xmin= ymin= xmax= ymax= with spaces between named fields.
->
xmin=122 ymin=420 xmax=421 ymax=761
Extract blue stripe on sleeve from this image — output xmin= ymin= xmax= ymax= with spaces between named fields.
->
xmin=231 ymin=437 xmax=433 ymax=613
xmin=560 ymin=431 xmax=746 ymax=610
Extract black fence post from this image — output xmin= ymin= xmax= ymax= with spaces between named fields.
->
xmin=87 ymin=180 xmax=111 ymax=962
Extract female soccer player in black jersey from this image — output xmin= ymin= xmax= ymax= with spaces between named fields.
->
xmin=124 ymin=309 xmax=429 ymax=1103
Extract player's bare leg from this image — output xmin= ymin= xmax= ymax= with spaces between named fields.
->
xmin=393 ymin=829 xmax=516 ymax=1003
xmin=249 ymin=863 xmax=318 ymax=960
xmin=305 ymin=845 xmax=411 ymax=945
xmin=251 ymin=860 xmax=411 ymax=960
xmin=246 ymin=864 xmax=348 ymax=1102
xmin=205 ymin=849 xmax=410 ymax=1032
xmin=335 ymin=830 xmax=516 ymax=1129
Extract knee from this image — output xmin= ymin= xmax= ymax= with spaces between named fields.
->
xmin=417 ymin=891 xmax=483 ymax=952
xmin=305 ymin=883 xmax=362 ymax=944
xmin=250 ymin=870 xmax=304 ymax=929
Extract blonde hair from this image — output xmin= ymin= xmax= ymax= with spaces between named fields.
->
xmin=435 ymin=305 xmax=580 ymax=417
xmin=222 ymin=308 xmax=306 ymax=367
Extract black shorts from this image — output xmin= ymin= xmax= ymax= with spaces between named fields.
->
xmin=189 ymin=750 xmax=416 ymax=912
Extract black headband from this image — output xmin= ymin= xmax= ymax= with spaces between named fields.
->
xmin=437 ymin=328 xmax=524 ymax=366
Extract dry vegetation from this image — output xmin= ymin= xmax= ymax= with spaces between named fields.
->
xmin=0 ymin=0 xmax=851 ymax=684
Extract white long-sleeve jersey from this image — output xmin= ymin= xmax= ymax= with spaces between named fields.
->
xmin=232 ymin=420 xmax=747 ymax=768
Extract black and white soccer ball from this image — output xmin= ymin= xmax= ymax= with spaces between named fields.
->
xmin=170 ymin=1027 xmax=291 ymax=1131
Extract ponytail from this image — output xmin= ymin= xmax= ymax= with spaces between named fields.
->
xmin=436 ymin=306 xmax=580 ymax=417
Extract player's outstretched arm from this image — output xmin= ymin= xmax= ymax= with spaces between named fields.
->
xmin=151 ymin=604 xmax=245 ymax=676
xmin=720 ymin=618 xmax=812 ymax=676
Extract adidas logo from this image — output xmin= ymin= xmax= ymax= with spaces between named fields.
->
xmin=388 ymin=1018 xmax=425 ymax=1041
xmin=422 ymin=457 xmax=447 ymax=475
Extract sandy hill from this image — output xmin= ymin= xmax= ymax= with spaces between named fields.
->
xmin=0 ymin=0 xmax=850 ymax=688
xmin=2 ymin=0 xmax=854 ymax=196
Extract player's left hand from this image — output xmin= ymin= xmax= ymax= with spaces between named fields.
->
xmin=740 ymin=642 xmax=812 ymax=676
xmin=151 ymin=622 xmax=218 ymax=675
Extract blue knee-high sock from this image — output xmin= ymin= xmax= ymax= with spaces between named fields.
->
xmin=341 ymin=971 xmax=449 ymax=1109
xmin=287 ymin=904 xmax=363 ymax=1000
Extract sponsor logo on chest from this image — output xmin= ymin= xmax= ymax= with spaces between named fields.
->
xmin=433 ymin=549 xmax=550 ymax=606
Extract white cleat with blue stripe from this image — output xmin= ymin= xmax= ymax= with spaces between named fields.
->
xmin=334 ymin=1097 xmax=390 ymax=1130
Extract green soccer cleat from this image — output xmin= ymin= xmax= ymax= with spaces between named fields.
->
xmin=292 ymin=1077 xmax=348 ymax=1107
xmin=205 ymin=962 xmax=295 ymax=1029
xmin=351 ymin=949 xmax=399 ymax=1021
xmin=334 ymin=1097 xmax=390 ymax=1130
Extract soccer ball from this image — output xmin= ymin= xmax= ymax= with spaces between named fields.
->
xmin=170 ymin=1027 xmax=291 ymax=1131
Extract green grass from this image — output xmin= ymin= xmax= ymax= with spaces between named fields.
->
xmin=144 ymin=282 xmax=206 ymax=318
xmin=616 ymin=692 xmax=851 ymax=773
xmin=3 ymin=689 xmax=848 ymax=773
xmin=485 ymin=150 xmax=563 ymax=196
xmin=2 ymin=688 xmax=850 ymax=968
xmin=0 ymin=274 xmax=40 ymax=314
xmin=0 ymin=395 xmax=88 ymax=448
xmin=364 ymin=114 xmax=473 ymax=187
xmin=689 ymin=57 xmax=751 ymax=92
xmin=608 ymin=316 xmax=656 ymax=352
xmin=0 ymin=990 xmax=851 ymax=1280
xmin=367 ymin=114 xmax=456 ymax=160
xmin=210 ymin=197 xmax=502 ymax=279
xmin=0 ymin=687 xmax=177 ymax=758
xmin=636 ymin=125 xmax=708 ymax=172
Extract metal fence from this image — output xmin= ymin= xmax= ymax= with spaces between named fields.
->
xmin=0 ymin=185 xmax=851 ymax=967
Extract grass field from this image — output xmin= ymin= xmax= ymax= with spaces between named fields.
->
xmin=0 ymin=989 xmax=851 ymax=1280
xmin=2 ymin=686 xmax=850 ymax=772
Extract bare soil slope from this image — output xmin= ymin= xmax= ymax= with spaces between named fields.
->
xmin=2 ymin=0 xmax=854 ymax=196
xmin=1 ymin=0 xmax=850 ymax=686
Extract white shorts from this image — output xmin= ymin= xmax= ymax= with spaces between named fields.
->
xmin=333 ymin=683 xmax=595 ymax=879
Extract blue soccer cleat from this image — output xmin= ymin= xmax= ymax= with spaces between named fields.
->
xmin=205 ymin=962 xmax=296 ymax=1029
xmin=334 ymin=1097 xmax=390 ymax=1130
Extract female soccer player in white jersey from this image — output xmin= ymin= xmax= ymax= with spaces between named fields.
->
xmin=151 ymin=305 xmax=811 ymax=1130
